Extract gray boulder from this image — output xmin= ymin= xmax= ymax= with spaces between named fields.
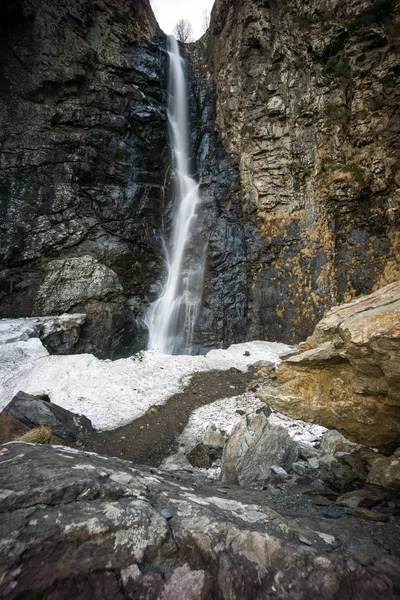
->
xmin=221 ymin=413 xmax=299 ymax=486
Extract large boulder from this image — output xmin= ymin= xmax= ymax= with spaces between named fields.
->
xmin=221 ymin=412 xmax=299 ymax=486
xmin=1 ymin=443 xmax=399 ymax=599
xmin=258 ymin=282 xmax=400 ymax=452
xmin=0 ymin=391 xmax=93 ymax=444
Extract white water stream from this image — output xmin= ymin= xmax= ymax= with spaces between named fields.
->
xmin=146 ymin=36 xmax=206 ymax=354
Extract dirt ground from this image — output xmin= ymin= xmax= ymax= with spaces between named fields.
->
xmin=84 ymin=368 xmax=254 ymax=466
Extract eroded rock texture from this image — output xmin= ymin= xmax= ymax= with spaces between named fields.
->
xmin=0 ymin=0 xmax=168 ymax=357
xmin=258 ymin=281 xmax=400 ymax=452
xmin=206 ymin=0 xmax=400 ymax=344
xmin=1 ymin=442 xmax=400 ymax=599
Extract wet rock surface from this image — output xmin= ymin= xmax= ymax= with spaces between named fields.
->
xmin=258 ymin=282 xmax=400 ymax=452
xmin=0 ymin=0 xmax=168 ymax=358
xmin=1 ymin=442 xmax=399 ymax=600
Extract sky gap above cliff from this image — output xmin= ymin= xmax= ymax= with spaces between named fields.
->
xmin=150 ymin=0 xmax=215 ymax=39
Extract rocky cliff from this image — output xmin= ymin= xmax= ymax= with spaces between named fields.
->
xmin=0 ymin=0 xmax=399 ymax=356
xmin=206 ymin=0 xmax=400 ymax=344
xmin=0 ymin=0 xmax=168 ymax=357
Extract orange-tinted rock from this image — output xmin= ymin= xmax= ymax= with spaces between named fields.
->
xmin=259 ymin=282 xmax=400 ymax=452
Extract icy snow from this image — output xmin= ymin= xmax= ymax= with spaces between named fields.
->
xmin=0 ymin=319 xmax=291 ymax=431
xmin=178 ymin=392 xmax=327 ymax=451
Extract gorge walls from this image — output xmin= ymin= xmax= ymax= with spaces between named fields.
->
xmin=0 ymin=0 xmax=399 ymax=356
xmin=206 ymin=0 xmax=400 ymax=344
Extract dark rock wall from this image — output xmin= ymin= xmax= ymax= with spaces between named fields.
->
xmin=0 ymin=0 xmax=169 ymax=357
xmin=186 ymin=41 xmax=249 ymax=351
xmin=206 ymin=0 xmax=400 ymax=344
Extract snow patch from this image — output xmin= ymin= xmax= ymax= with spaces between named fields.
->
xmin=0 ymin=318 xmax=291 ymax=431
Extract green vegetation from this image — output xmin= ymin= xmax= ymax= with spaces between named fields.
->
xmin=325 ymin=162 xmax=366 ymax=186
xmin=324 ymin=103 xmax=350 ymax=127
xmin=323 ymin=55 xmax=350 ymax=80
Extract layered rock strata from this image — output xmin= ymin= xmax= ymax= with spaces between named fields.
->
xmin=206 ymin=0 xmax=400 ymax=343
xmin=0 ymin=0 xmax=168 ymax=357
xmin=258 ymin=281 xmax=400 ymax=452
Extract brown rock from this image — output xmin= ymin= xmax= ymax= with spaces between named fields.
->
xmin=258 ymin=283 xmax=400 ymax=452
xmin=367 ymin=453 xmax=400 ymax=489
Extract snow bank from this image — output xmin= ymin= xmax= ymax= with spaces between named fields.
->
xmin=0 ymin=318 xmax=291 ymax=431
xmin=178 ymin=392 xmax=327 ymax=451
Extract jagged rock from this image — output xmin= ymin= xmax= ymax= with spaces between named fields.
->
xmin=0 ymin=0 xmax=167 ymax=358
xmin=320 ymin=430 xmax=357 ymax=456
xmin=258 ymin=283 xmax=400 ymax=451
xmin=207 ymin=0 xmax=400 ymax=344
xmin=221 ymin=413 xmax=299 ymax=486
xmin=0 ymin=391 xmax=93 ymax=444
xmin=0 ymin=314 xmax=86 ymax=354
xmin=367 ymin=450 xmax=400 ymax=489
xmin=202 ymin=423 xmax=226 ymax=448
xmin=186 ymin=444 xmax=217 ymax=469
xmin=34 ymin=256 xmax=136 ymax=358
xmin=1 ymin=443 xmax=400 ymax=599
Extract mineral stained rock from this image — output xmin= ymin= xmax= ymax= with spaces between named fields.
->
xmin=258 ymin=281 xmax=400 ymax=452
xmin=1 ymin=442 xmax=400 ymax=599
xmin=206 ymin=0 xmax=400 ymax=344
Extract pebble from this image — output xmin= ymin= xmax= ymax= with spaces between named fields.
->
xmin=298 ymin=535 xmax=312 ymax=546
xmin=270 ymin=465 xmax=288 ymax=476
xmin=321 ymin=507 xmax=342 ymax=519
xmin=160 ymin=509 xmax=173 ymax=521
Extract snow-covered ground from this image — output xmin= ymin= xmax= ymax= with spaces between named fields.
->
xmin=0 ymin=318 xmax=291 ymax=431
xmin=178 ymin=392 xmax=327 ymax=451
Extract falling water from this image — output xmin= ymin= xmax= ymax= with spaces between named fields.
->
xmin=145 ymin=36 xmax=206 ymax=354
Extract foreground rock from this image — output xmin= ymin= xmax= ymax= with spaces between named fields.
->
xmin=221 ymin=413 xmax=299 ymax=485
xmin=258 ymin=282 xmax=400 ymax=452
xmin=1 ymin=443 xmax=400 ymax=599
xmin=0 ymin=391 xmax=93 ymax=444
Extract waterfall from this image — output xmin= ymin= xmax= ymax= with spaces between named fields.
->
xmin=145 ymin=35 xmax=206 ymax=355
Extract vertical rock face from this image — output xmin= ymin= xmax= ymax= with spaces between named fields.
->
xmin=186 ymin=41 xmax=250 ymax=351
xmin=206 ymin=0 xmax=400 ymax=344
xmin=0 ymin=0 xmax=168 ymax=357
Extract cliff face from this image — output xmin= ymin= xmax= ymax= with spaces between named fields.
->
xmin=206 ymin=0 xmax=400 ymax=344
xmin=0 ymin=0 xmax=168 ymax=357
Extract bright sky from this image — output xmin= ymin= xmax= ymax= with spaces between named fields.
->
xmin=150 ymin=0 xmax=215 ymax=40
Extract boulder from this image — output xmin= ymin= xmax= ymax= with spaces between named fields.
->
xmin=202 ymin=424 xmax=227 ymax=449
xmin=186 ymin=443 xmax=221 ymax=469
xmin=367 ymin=449 xmax=400 ymax=489
xmin=0 ymin=443 xmax=400 ymax=599
xmin=258 ymin=282 xmax=400 ymax=452
xmin=221 ymin=413 xmax=299 ymax=486
xmin=0 ymin=391 xmax=93 ymax=444
xmin=0 ymin=314 xmax=86 ymax=355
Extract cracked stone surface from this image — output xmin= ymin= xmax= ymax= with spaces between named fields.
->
xmin=0 ymin=442 xmax=399 ymax=599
